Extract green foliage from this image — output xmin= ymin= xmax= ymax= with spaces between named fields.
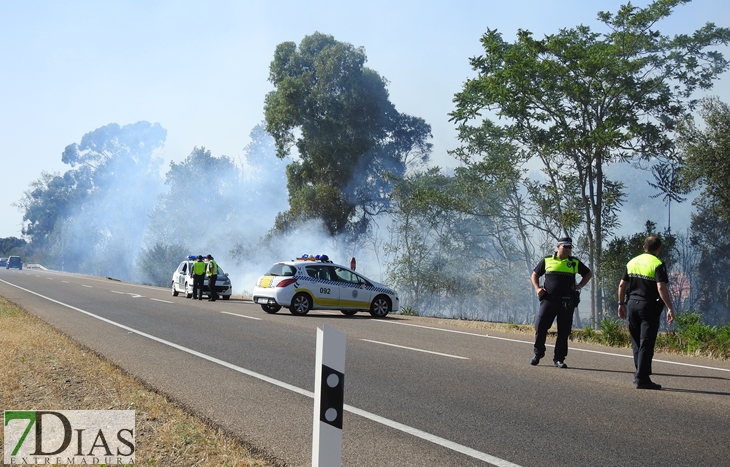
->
xmin=678 ymin=98 xmax=730 ymax=325
xmin=264 ymin=32 xmax=431 ymax=238
xmin=16 ymin=121 xmax=167 ymax=280
xmin=578 ymin=326 xmax=600 ymax=344
xmin=673 ymin=310 xmax=719 ymax=354
xmin=449 ymin=0 xmax=730 ymax=325
xmin=145 ymin=146 xmax=241 ymax=242
xmin=679 ymin=97 xmax=730 ymax=220
xmin=385 ymin=168 xmax=533 ymax=323
xmin=399 ymin=307 xmax=420 ymax=316
xmin=136 ymin=243 xmax=188 ymax=286
xmin=571 ymin=310 xmax=730 ymax=359
xmin=599 ymin=317 xmax=630 ymax=347
xmin=0 ymin=237 xmax=27 ymax=256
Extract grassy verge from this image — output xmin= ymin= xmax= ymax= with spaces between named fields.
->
xmin=412 ymin=312 xmax=729 ymax=361
xmin=0 ymin=296 xmax=280 ymax=466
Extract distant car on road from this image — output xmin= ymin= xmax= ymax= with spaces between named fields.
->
xmin=6 ymin=256 xmax=22 ymax=270
xmin=252 ymin=255 xmax=398 ymax=317
xmin=0 ymin=257 xmax=7 ymax=267
xmin=170 ymin=256 xmax=232 ymax=300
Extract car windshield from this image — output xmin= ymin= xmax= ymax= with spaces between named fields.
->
xmin=265 ymin=263 xmax=297 ymax=276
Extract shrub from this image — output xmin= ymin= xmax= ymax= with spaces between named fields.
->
xmin=399 ymin=306 xmax=419 ymax=316
xmin=600 ymin=317 xmax=630 ymax=347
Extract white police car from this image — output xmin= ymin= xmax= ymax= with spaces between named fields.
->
xmin=252 ymin=255 xmax=398 ymax=317
xmin=171 ymin=256 xmax=232 ymax=300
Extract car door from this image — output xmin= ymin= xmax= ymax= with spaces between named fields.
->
xmin=177 ymin=262 xmax=188 ymax=291
xmin=304 ymin=265 xmax=340 ymax=308
xmin=333 ymin=266 xmax=372 ymax=309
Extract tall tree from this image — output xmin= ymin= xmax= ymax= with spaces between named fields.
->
xmin=145 ymin=146 xmax=243 ymax=248
xmin=17 ymin=121 xmax=166 ymax=277
xmin=647 ymin=160 xmax=688 ymax=233
xmin=450 ymin=0 xmax=730 ymax=326
xmin=678 ymin=96 xmax=730 ymax=325
xmin=264 ymin=32 xmax=431 ymax=239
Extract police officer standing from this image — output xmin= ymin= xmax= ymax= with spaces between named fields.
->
xmin=190 ymin=255 xmax=207 ymax=300
xmin=206 ymin=254 xmax=219 ymax=302
xmin=530 ymin=237 xmax=592 ymax=368
xmin=617 ymin=235 xmax=675 ymax=390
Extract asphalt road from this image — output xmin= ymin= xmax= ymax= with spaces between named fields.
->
xmin=1 ymin=268 xmax=729 ymax=467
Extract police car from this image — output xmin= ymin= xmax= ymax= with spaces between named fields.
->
xmin=170 ymin=256 xmax=232 ymax=300
xmin=252 ymin=255 xmax=398 ymax=317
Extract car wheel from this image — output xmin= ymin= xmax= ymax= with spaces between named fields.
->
xmin=340 ymin=309 xmax=358 ymax=316
xmin=171 ymin=282 xmax=179 ymax=297
xmin=261 ymin=304 xmax=281 ymax=314
xmin=369 ymin=295 xmax=392 ymax=318
xmin=290 ymin=293 xmax=312 ymax=316
xmin=185 ymin=282 xmax=193 ymax=299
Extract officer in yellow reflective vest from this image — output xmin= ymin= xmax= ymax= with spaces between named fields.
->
xmin=618 ymin=235 xmax=675 ymax=390
xmin=190 ymin=255 xmax=207 ymax=300
xmin=206 ymin=254 xmax=219 ymax=302
xmin=530 ymin=237 xmax=592 ymax=368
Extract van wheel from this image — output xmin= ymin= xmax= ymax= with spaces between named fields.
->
xmin=171 ymin=282 xmax=179 ymax=297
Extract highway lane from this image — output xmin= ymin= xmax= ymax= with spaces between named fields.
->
xmin=1 ymin=268 xmax=729 ymax=466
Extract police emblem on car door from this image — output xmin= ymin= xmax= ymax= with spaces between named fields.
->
xmin=304 ymin=265 xmax=340 ymax=307
xmin=334 ymin=266 xmax=372 ymax=308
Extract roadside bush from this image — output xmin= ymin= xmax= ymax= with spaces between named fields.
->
xmin=600 ymin=317 xmax=630 ymax=347
xmin=675 ymin=310 xmax=717 ymax=354
xmin=399 ymin=306 xmax=420 ymax=316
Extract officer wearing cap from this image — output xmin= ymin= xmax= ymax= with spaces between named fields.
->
xmin=205 ymin=254 xmax=219 ymax=302
xmin=190 ymin=255 xmax=207 ymax=300
xmin=530 ymin=236 xmax=593 ymax=368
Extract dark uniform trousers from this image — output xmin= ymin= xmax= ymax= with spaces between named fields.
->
xmin=627 ymin=298 xmax=661 ymax=382
xmin=192 ymin=274 xmax=205 ymax=299
xmin=208 ymin=274 xmax=218 ymax=300
xmin=534 ymin=296 xmax=575 ymax=362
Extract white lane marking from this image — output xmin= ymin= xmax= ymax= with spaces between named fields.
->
xmin=361 ymin=338 xmax=469 ymax=360
xmin=221 ymin=311 xmax=261 ymax=320
xmin=126 ymin=293 xmax=144 ymax=298
xmin=111 ymin=290 xmax=125 ymax=294
xmin=47 ymin=277 xmax=54 ymax=280
xmin=82 ymin=284 xmax=92 ymax=288
xmin=1 ymin=279 xmax=519 ymax=467
xmin=62 ymin=281 xmax=69 ymax=283
xmin=150 ymin=298 xmax=173 ymax=304
xmin=379 ymin=320 xmax=730 ymax=373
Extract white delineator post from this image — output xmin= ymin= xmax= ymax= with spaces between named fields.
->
xmin=312 ymin=324 xmax=346 ymax=467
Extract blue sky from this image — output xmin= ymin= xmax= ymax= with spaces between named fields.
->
xmin=2 ymin=0 xmax=729 ymax=238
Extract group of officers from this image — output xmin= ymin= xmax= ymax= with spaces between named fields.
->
xmin=530 ymin=235 xmax=675 ymax=390
xmin=189 ymin=254 xmax=219 ymax=301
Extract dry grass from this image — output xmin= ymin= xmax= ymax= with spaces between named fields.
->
xmin=0 ymin=296 xmax=281 ymax=466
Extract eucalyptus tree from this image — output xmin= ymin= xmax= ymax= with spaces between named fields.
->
xmin=264 ymin=32 xmax=431 ymax=240
xmin=678 ymin=97 xmax=730 ymax=324
xmin=450 ymin=0 xmax=730 ymax=325
xmin=18 ymin=121 xmax=166 ymax=276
